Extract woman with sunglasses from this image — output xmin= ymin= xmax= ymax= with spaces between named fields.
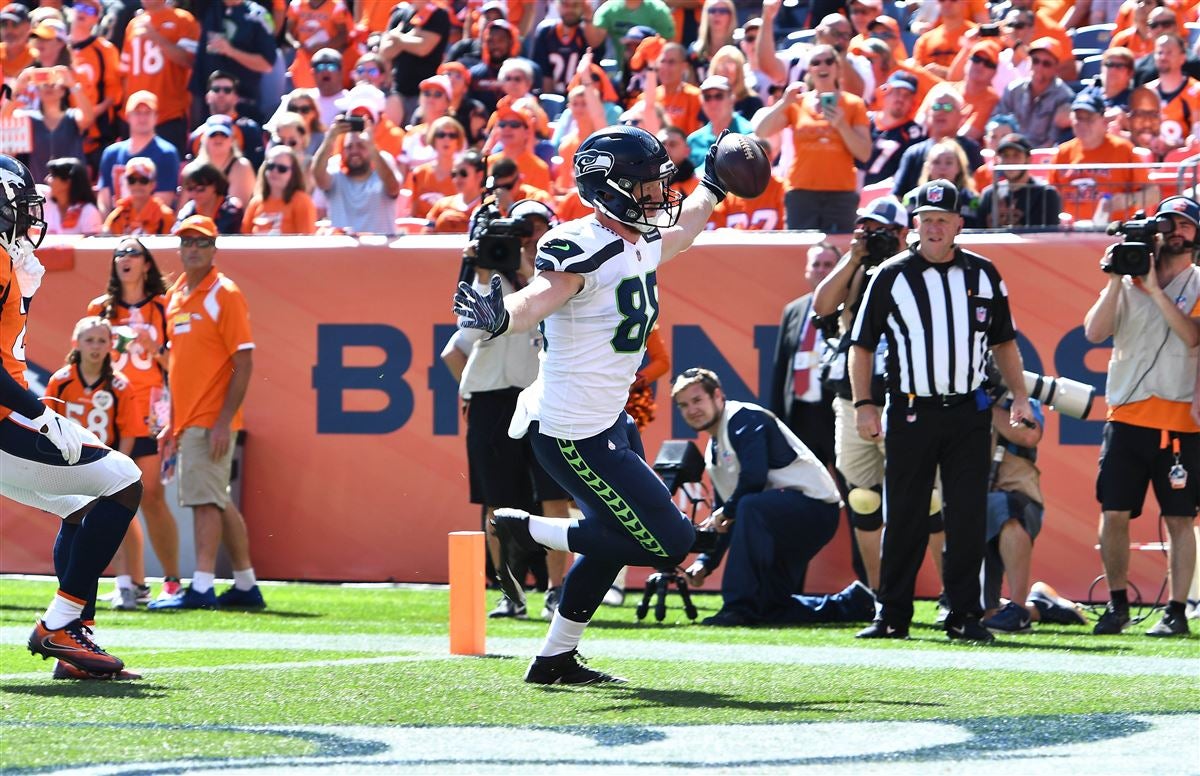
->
xmin=753 ymin=43 xmax=871 ymax=232
xmin=86 ymin=240 xmax=184 ymax=605
xmin=242 ymin=145 xmax=317 ymax=234
xmin=103 ymin=156 xmax=177 ymax=235
xmin=424 ymin=150 xmax=486 ymax=234
xmin=708 ymin=44 xmax=763 ymax=121
xmin=352 ymin=52 xmax=390 ymax=91
xmin=285 ymin=90 xmax=326 ymax=156
xmin=689 ymin=0 xmax=738 ymax=83
xmin=407 ymin=116 xmax=466 ymax=219
xmin=4 ymin=65 xmax=95 ymax=181
xmin=177 ymin=161 xmax=245 ymax=234
xmin=42 ymin=157 xmax=102 ymax=235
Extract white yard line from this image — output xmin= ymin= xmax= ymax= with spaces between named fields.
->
xmin=2 ymin=627 xmax=1196 ymax=678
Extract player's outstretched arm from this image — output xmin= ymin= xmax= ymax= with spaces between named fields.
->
xmin=454 ymin=271 xmax=583 ymax=338
xmin=661 ymin=132 xmax=729 ymax=263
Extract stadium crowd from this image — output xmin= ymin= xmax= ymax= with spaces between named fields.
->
xmin=5 ymin=0 xmax=1200 ymax=236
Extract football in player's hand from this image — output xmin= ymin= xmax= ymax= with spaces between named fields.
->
xmin=712 ymin=133 xmax=771 ymax=199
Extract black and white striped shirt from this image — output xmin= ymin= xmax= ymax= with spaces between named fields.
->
xmin=850 ymin=247 xmax=1016 ymax=397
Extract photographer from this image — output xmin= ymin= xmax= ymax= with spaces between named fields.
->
xmin=674 ymin=369 xmax=872 ymax=627
xmin=1084 ymin=195 xmax=1200 ymax=638
xmin=442 ymin=199 xmax=571 ymax=620
xmin=310 ymin=114 xmax=400 ymax=235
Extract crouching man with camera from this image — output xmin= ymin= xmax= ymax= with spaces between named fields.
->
xmin=674 ymin=369 xmax=875 ymax=627
xmin=1084 ymin=195 xmax=1200 ymax=637
xmin=442 ymin=199 xmax=571 ymax=620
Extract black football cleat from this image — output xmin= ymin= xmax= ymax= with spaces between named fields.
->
xmin=524 ymin=650 xmax=625 ymax=685
xmin=1093 ymin=603 xmax=1131 ymax=635
xmin=491 ymin=509 xmax=542 ymax=553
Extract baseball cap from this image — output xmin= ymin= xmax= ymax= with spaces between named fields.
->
xmin=1104 ymin=46 xmax=1135 ymax=65
xmin=175 ymin=215 xmax=218 ymax=238
xmin=437 ymin=61 xmax=471 ymax=86
xmin=699 ymin=74 xmax=732 ymax=92
xmin=509 ymin=198 xmax=557 ymax=226
xmin=124 ymin=157 xmax=158 ymax=179
xmin=1156 ymin=195 xmax=1200 ymax=226
xmin=968 ymin=40 xmax=1002 ymax=66
xmin=419 ymin=74 xmax=452 ymax=98
xmin=494 ymin=105 xmax=532 ymax=128
xmin=1029 ymin=37 xmax=1062 ymax=61
xmin=857 ymin=195 xmax=907 ymax=227
xmin=884 ymin=71 xmax=918 ymax=93
xmin=30 ymin=18 xmax=67 ymax=41
xmin=912 ymin=179 xmax=961 ymax=214
xmin=202 ymin=114 xmax=234 ymax=137
xmin=125 ymin=90 xmax=158 ymax=113
xmin=311 ymin=47 xmax=342 ymax=65
xmin=1070 ymin=91 xmax=1106 ymax=114
xmin=0 ymin=3 xmax=29 ymax=23
xmin=335 ymin=83 xmax=387 ymax=120
xmin=996 ymin=133 xmax=1033 ymax=155
xmin=622 ymin=24 xmax=658 ymax=43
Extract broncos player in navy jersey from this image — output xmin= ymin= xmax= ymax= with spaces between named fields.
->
xmin=453 ymin=126 xmax=734 ymax=684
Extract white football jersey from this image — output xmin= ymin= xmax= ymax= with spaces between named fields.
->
xmin=510 ymin=215 xmax=663 ymax=441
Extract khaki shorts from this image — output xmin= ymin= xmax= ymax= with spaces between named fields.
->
xmin=833 ymin=397 xmax=886 ymax=488
xmin=177 ymin=426 xmax=235 ymax=509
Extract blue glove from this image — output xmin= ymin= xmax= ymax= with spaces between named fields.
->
xmin=700 ymin=128 xmax=730 ymax=203
xmin=453 ymin=274 xmax=510 ymax=339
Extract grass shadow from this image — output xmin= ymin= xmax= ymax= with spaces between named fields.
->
xmin=576 ymin=685 xmax=948 ymax=715
xmin=1 ymin=682 xmax=170 ymax=699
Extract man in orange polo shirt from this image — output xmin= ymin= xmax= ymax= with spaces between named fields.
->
xmin=148 ymin=215 xmax=265 ymax=611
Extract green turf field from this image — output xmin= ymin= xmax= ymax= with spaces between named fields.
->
xmin=1 ymin=577 xmax=1197 ymax=774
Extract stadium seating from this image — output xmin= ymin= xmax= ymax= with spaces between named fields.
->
xmin=539 ymin=93 xmax=566 ymax=122
xmin=1071 ymin=24 xmax=1115 ymax=51
xmin=1079 ymin=55 xmax=1104 ymax=80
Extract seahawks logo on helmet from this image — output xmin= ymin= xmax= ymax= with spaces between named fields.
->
xmin=574 ymin=150 xmax=614 ymax=177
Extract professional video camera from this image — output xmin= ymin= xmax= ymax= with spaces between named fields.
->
xmin=468 ymin=178 xmax=533 ymax=273
xmin=984 ymin=358 xmax=1096 ymax=419
xmin=1102 ymin=212 xmax=1171 ymax=277
xmin=862 ymin=229 xmax=900 ymax=269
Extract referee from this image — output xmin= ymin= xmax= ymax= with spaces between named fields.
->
xmin=848 ymin=179 xmax=1033 ymax=642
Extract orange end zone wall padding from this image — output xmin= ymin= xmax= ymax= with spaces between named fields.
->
xmin=0 ymin=232 xmax=1168 ymax=601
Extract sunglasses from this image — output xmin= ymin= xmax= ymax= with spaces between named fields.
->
xmin=1007 ymin=21 xmax=1029 ymax=29
xmin=421 ymin=89 xmax=447 ymax=98
xmin=620 ymin=118 xmax=643 ymax=126
xmin=113 ymin=247 xmax=145 ymax=258
xmin=970 ymin=55 xmax=997 ymax=68
xmin=184 ymin=182 xmax=212 ymax=191
xmin=76 ymin=4 xmax=99 ymax=17
xmin=1030 ymin=56 xmax=1057 ymax=68
xmin=930 ymin=102 xmax=957 ymax=112
xmin=208 ymin=85 xmax=235 ymax=95
xmin=1103 ymin=60 xmax=1132 ymax=69
xmin=314 ymin=62 xmax=341 ymax=72
xmin=501 ymin=75 xmax=527 ymax=82
xmin=707 ymin=6 xmax=732 ymax=14
xmin=810 ymin=56 xmax=837 ymax=67
xmin=701 ymin=91 xmax=728 ymax=101
xmin=492 ymin=180 xmax=516 ymax=190
xmin=451 ymin=169 xmax=473 ymax=178
xmin=179 ymin=236 xmax=216 ymax=248
xmin=355 ymin=65 xmax=381 ymax=76
xmin=1149 ymin=20 xmax=1175 ymax=28
xmin=742 ymin=34 xmax=757 ymax=44
xmin=434 ymin=131 xmax=461 ymax=139
xmin=291 ymin=104 xmax=314 ymax=114
xmin=125 ymin=175 xmax=153 ymax=185
xmin=497 ymin=120 xmax=526 ymax=129
xmin=265 ymin=162 xmax=293 ymax=174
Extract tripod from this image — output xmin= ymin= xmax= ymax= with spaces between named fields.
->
xmin=635 ymin=481 xmax=708 ymax=622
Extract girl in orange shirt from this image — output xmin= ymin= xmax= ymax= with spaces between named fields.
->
xmin=406 ymin=116 xmax=464 ymax=219
xmin=242 ymin=146 xmax=318 ymax=234
xmin=424 ymin=150 xmax=485 ymax=234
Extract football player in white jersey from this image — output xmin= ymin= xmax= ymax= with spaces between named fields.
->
xmin=454 ymin=126 xmax=735 ymax=684
xmin=0 ymin=155 xmax=144 ymax=680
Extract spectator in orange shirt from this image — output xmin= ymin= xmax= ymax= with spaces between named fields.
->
xmin=43 ymin=157 xmax=103 ymax=235
xmin=489 ymin=105 xmax=552 ymax=194
xmin=656 ymin=42 xmax=704 ymax=135
xmin=955 ymin=40 xmax=1001 ymax=142
xmin=1110 ymin=0 xmax=1163 ymax=61
xmin=1050 ymin=92 xmax=1160 ymax=223
xmin=287 ymin=0 xmax=352 ymax=89
xmin=406 ymin=116 xmax=464 ymax=219
xmin=68 ymin=0 xmax=122 ymax=156
xmin=149 ymin=215 xmax=265 ymax=612
xmin=121 ymin=0 xmax=199 ymax=155
xmin=425 ymin=149 xmax=487 ymax=233
xmin=103 ymin=157 xmax=177 ymax=236
xmin=243 ymin=146 xmax=317 ymax=234
xmin=912 ymin=0 xmax=976 ymax=77
xmin=754 ymin=44 xmax=872 ymax=232
xmin=1146 ymin=33 xmax=1200 ymax=151
xmin=0 ymin=4 xmax=34 ymax=78
xmin=177 ymin=161 xmax=245 ymax=235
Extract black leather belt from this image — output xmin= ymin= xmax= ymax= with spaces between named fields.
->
xmin=892 ymin=393 xmax=975 ymax=408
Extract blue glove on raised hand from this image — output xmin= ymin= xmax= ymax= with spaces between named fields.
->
xmin=700 ymin=128 xmax=730 ymax=203
xmin=453 ymin=274 xmax=510 ymax=339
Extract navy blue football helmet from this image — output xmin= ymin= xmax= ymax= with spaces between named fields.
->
xmin=0 ymin=155 xmax=45 ymax=251
xmin=573 ymin=126 xmax=682 ymax=233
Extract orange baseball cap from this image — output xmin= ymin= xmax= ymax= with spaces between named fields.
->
xmin=1029 ymin=37 xmax=1063 ymax=62
xmin=968 ymin=40 xmax=1002 ymax=66
xmin=174 ymin=215 xmax=218 ymax=238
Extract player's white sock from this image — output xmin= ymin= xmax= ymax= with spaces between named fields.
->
xmin=232 ymin=568 xmax=257 ymax=591
xmin=191 ymin=571 xmax=215 ymax=594
xmin=43 ymin=593 xmax=85 ymax=630
xmin=529 ymin=516 xmax=573 ymax=552
xmin=115 ymin=574 xmax=133 ymax=591
xmin=537 ymin=611 xmax=588 ymax=657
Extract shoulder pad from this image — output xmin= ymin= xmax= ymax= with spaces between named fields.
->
xmin=535 ymin=221 xmax=624 ymax=274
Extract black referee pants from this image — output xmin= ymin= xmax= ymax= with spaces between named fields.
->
xmin=879 ymin=398 xmax=991 ymax=626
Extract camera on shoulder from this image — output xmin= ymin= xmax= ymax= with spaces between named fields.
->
xmin=1102 ymin=212 xmax=1171 ymax=276
xmin=863 ymin=229 xmax=901 ymax=269
xmin=469 ymin=193 xmax=532 ymax=274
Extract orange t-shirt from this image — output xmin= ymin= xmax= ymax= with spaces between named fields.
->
xmin=1108 ymin=27 xmax=1155 ymax=60
xmin=1049 ymin=136 xmax=1152 ymax=222
xmin=958 ymin=83 xmax=1000 ymax=139
xmin=1114 ymin=0 xmax=1188 ymax=32
xmin=242 ymin=192 xmax=318 ymax=234
xmin=44 ymin=365 xmax=141 ymax=447
xmin=288 ymin=0 xmax=353 ymax=88
xmin=1 ymin=43 xmax=34 ymax=78
xmin=407 ymin=162 xmax=456 ymax=219
xmin=658 ymin=83 xmax=704 ymax=136
xmin=504 ymin=149 xmax=551 ymax=194
xmin=708 ymin=175 xmax=786 ymax=230
xmin=165 ymin=266 xmax=254 ymax=433
xmin=556 ymin=189 xmax=593 ymax=223
xmin=87 ymin=294 xmax=169 ymax=429
xmin=1109 ymin=293 xmax=1200 ymax=433
xmin=121 ymin=8 xmax=201 ymax=123
xmin=72 ymin=36 xmax=123 ymax=120
xmin=913 ymin=20 xmax=975 ymax=69
xmin=103 ymin=197 xmax=177 ymax=236
xmin=785 ymin=93 xmax=869 ymax=192
xmin=426 ymin=194 xmax=478 ymax=233
xmin=0 ymin=248 xmax=27 ymax=421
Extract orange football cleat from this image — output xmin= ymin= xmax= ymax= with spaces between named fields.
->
xmin=28 ymin=619 xmax=125 ymax=675
xmin=52 ymin=660 xmax=142 ymax=681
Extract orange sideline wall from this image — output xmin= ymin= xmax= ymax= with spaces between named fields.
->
xmin=0 ymin=233 xmax=1169 ymax=602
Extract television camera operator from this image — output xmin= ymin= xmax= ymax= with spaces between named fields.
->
xmin=1084 ymin=195 xmax=1200 ymax=638
xmin=441 ymin=196 xmax=571 ymax=621
xmin=673 ymin=369 xmax=873 ymax=627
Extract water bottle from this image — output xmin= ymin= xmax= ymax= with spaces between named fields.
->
xmin=1093 ymin=194 xmax=1112 ymax=229
xmin=160 ymin=448 xmax=176 ymax=485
